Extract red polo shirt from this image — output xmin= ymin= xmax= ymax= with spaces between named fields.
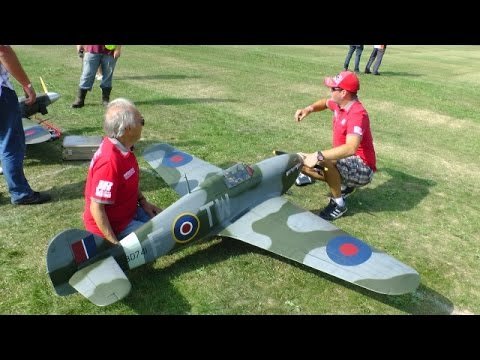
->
xmin=327 ymin=99 xmax=376 ymax=171
xmin=83 ymin=138 xmax=139 ymax=237
xmin=84 ymin=45 xmax=115 ymax=56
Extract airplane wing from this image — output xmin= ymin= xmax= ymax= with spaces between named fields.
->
xmin=218 ymin=196 xmax=420 ymax=295
xmin=143 ymin=143 xmax=223 ymax=197
xmin=22 ymin=118 xmax=53 ymax=144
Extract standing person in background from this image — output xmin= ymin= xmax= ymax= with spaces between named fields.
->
xmin=72 ymin=45 xmax=122 ymax=108
xmin=0 ymin=45 xmax=51 ymax=205
xmin=365 ymin=45 xmax=387 ymax=75
xmin=343 ymin=45 xmax=364 ymax=74
xmin=77 ymin=45 xmax=103 ymax=81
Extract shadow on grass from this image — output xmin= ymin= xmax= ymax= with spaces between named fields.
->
xmin=24 ymin=139 xmax=63 ymax=166
xmin=116 ymin=74 xmax=201 ymax=81
xmin=323 ymin=267 xmax=454 ymax=314
xmin=248 ymin=244 xmax=454 ymax=314
xmin=119 ymin=262 xmax=193 ymax=314
xmin=345 ymin=167 xmax=436 ymax=216
xmin=361 ymin=71 xmax=421 ymax=77
xmin=133 ymin=97 xmax=240 ymax=106
xmin=119 ymin=236 xmax=454 ymax=314
xmin=122 ymin=238 xmax=251 ymax=314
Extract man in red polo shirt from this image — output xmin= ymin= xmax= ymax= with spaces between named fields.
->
xmin=293 ymin=71 xmax=376 ymax=220
xmin=83 ymin=98 xmax=162 ymax=245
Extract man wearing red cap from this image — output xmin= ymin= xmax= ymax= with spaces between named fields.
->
xmin=293 ymin=71 xmax=376 ymax=220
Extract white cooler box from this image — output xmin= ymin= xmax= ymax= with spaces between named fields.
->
xmin=62 ymin=135 xmax=103 ymax=161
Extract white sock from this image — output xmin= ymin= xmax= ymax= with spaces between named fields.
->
xmin=334 ymin=197 xmax=345 ymax=207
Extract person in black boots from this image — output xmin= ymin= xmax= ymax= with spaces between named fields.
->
xmin=72 ymin=45 xmax=122 ymax=108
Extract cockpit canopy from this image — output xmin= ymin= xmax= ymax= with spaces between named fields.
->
xmin=223 ymin=163 xmax=254 ymax=188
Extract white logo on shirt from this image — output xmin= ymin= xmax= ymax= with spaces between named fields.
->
xmin=95 ymin=180 xmax=113 ymax=198
xmin=353 ymin=126 xmax=363 ymax=135
xmin=124 ymin=167 xmax=136 ymax=180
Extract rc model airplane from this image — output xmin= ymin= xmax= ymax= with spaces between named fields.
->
xmin=20 ymin=77 xmax=61 ymax=144
xmin=46 ymin=143 xmax=420 ymax=306
xmin=0 ymin=79 xmax=60 ymax=175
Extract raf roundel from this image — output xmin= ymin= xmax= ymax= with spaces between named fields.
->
xmin=326 ymin=235 xmax=372 ymax=266
xmin=162 ymin=151 xmax=193 ymax=168
xmin=173 ymin=213 xmax=200 ymax=243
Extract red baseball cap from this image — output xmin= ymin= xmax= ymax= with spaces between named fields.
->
xmin=324 ymin=71 xmax=360 ymax=93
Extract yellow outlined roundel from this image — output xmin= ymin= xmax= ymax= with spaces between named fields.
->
xmin=172 ymin=213 xmax=200 ymax=243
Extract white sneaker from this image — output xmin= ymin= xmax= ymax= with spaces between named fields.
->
xmin=295 ymin=173 xmax=314 ymax=186
xmin=0 ymin=166 xmax=3 ymax=175
xmin=96 ymin=74 xmax=103 ymax=81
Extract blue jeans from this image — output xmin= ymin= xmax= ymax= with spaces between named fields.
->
xmin=79 ymin=52 xmax=117 ymax=90
xmin=0 ymin=87 xmax=34 ymax=203
xmin=117 ymin=206 xmax=151 ymax=239
xmin=344 ymin=45 xmax=364 ymax=72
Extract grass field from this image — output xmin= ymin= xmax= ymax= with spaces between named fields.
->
xmin=0 ymin=45 xmax=478 ymax=314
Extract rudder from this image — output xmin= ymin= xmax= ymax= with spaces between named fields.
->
xmin=46 ymin=229 xmax=107 ymax=296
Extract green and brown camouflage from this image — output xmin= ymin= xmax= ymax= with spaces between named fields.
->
xmin=46 ymin=143 xmax=419 ymax=306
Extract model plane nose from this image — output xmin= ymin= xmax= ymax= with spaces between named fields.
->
xmin=46 ymin=92 xmax=60 ymax=103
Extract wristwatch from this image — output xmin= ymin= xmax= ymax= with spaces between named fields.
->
xmin=317 ymin=151 xmax=324 ymax=162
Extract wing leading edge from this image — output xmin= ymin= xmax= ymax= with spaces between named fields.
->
xmin=219 ymin=196 xmax=420 ymax=295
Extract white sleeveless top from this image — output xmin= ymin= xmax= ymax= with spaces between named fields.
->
xmin=0 ymin=62 xmax=14 ymax=97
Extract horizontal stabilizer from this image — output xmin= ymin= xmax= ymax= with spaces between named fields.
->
xmin=69 ymin=256 xmax=131 ymax=306
xmin=23 ymin=118 xmax=53 ymax=145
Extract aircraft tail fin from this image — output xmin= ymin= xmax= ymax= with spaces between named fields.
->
xmin=46 ymin=229 xmax=131 ymax=305
xmin=46 ymin=229 xmax=110 ymax=296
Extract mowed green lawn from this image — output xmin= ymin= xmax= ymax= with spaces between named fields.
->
xmin=0 ymin=45 xmax=478 ymax=314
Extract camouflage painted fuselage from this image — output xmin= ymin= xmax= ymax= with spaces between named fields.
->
xmin=119 ymin=153 xmax=303 ymax=270
xmin=47 ymin=153 xmax=303 ymax=296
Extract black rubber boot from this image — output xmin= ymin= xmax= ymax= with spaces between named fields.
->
xmin=71 ymin=88 xmax=88 ymax=108
xmin=101 ymin=87 xmax=112 ymax=106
